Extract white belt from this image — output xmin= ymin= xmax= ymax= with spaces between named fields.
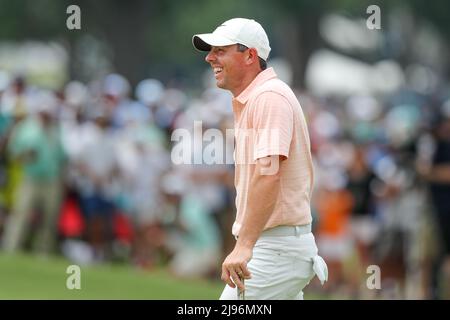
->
xmin=260 ymin=224 xmax=312 ymax=237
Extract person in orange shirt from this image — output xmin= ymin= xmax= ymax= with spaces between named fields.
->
xmin=315 ymin=185 xmax=356 ymax=295
xmin=316 ymin=188 xmax=353 ymax=236
xmin=192 ymin=18 xmax=328 ymax=299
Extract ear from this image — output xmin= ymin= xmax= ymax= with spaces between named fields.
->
xmin=246 ymin=48 xmax=259 ymax=66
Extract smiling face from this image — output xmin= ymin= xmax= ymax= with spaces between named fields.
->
xmin=205 ymin=44 xmax=258 ymax=97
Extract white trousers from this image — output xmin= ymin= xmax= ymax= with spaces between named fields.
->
xmin=219 ymin=232 xmax=327 ymax=300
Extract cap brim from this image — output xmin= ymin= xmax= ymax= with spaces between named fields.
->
xmin=192 ymin=33 xmax=237 ymax=52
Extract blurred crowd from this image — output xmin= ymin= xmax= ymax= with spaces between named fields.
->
xmin=0 ymin=67 xmax=449 ymax=300
xmin=0 ymin=71 xmax=233 ymax=281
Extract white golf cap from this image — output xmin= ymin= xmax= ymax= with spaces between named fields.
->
xmin=192 ymin=18 xmax=271 ymax=61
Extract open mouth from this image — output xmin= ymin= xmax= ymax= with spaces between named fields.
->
xmin=213 ymin=67 xmax=223 ymax=77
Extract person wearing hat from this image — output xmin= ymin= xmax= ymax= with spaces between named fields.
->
xmin=192 ymin=18 xmax=328 ymax=300
xmin=2 ymin=90 xmax=66 ymax=255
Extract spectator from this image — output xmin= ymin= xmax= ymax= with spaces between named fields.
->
xmin=75 ymin=108 xmax=119 ymax=261
xmin=418 ymin=108 xmax=450 ymax=299
xmin=2 ymin=91 xmax=65 ymax=255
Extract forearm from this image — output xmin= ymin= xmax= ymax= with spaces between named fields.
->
xmin=220 ymin=156 xmax=283 ymax=290
xmin=236 ymin=157 xmax=281 ymax=250
xmin=427 ymin=165 xmax=450 ymax=183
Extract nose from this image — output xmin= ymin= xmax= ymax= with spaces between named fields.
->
xmin=205 ymin=50 xmax=215 ymax=63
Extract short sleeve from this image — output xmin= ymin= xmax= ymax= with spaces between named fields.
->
xmin=251 ymin=91 xmax=293 ymax=161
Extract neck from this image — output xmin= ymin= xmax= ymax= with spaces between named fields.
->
xmin=231 ymin=68 xmax=263 ymax=97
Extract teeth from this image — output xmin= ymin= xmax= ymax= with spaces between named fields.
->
xmin=213 ymin=67 xmax=223 ymax=74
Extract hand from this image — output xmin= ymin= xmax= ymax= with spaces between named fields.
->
xmin=221 ymin=246 xmax=252 ymax=292
xmin=416 ymin=160 xmax=431 ymax=179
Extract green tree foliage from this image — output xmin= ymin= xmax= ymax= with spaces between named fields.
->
xmin=0 ymin=0 xmax=448 ymax=87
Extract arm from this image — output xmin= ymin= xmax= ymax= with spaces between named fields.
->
xmin=221 ymin=155 xmax=283 ymax=291
xmin=425 ymin=165 xmax=450 ymax=183
xmin=417 ymin=160 xmax=450 ymax=184
xmin=221 ymin=92 xmax=293 ymax=291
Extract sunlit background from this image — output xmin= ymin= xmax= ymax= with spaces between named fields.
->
xmin=0 ymin=0 xmax=449 ymax=299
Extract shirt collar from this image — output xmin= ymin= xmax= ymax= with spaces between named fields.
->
xmin=233 ymin=67 xmax=278 ymax=105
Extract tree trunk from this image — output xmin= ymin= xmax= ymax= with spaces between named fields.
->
xmin=276 ymin=14 xmax=321 ymax=89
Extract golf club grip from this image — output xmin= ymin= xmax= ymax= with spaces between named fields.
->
xmin=237 ymin=276 xmax=245 ymax=300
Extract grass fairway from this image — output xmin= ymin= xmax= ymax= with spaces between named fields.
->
xmin=0 ymin=253 xmax=224 ymax=299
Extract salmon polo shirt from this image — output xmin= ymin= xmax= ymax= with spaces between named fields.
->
xmin=231 ymin=67 xmax=314 ymax=237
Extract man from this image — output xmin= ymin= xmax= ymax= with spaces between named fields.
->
xmin=192 ymin=18 xmax=328 ymax=300
xmin=417 ymin=109 xmax=450 ymax=299
xmin=2 ymin=91 xmax=65 ymax=255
